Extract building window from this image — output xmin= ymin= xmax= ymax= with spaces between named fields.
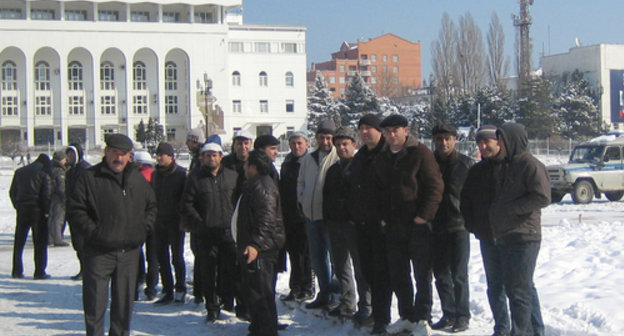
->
xmin=68 ymin=96 xmax=84 ymax=115
xmin=68 ymin=61 xmax=83 ymax=90
xmin=101 ymin=96 xmax=116 ymax=114
xmin=393 ymin=77 xmax=399 ymax=84
xmin=329 ymin=76 xmax=335 ymax=84
xmin=100 ymin=62 xmax=115 ymax=90
xmin=165 ymin=95 xmax=178 ymax=114
xmin=393 ymin=55 xmax=399 ymax=62
xmin=229 ymin=42 xmax=243 ymax=53
xmin=393 ymin=66 xmax=399 ymax=73
xmin=232 ymin=100 xmax=242 ymax=113
xmin=102 ymin=128 xmax=115 ymax=141
xmin=1 ymin=96 xmax=19 ymax=116
xmin=65 ymin=10 xmax=87 ymax=21
xmin=2 ymin=61 xmax=17 ymax=90
xmin=167 ymin=128 xmax=176 ymax=141
xmin=285 ymin=71 xmax=294 ymax=87
xmin=133 ymin=62 xmax=147 ymax=90
xmin=382 ymin=55 xmax=388 ymax=62
xmin=194 ymin=12 xmax=212 ymax=23
xmin=259 ymin=100 xmax=268 ymax=113
xmin=232 ymin=71 xmax=241 ymax=86
xmin=340 ymin=88 xmax=345 ymax=94
xmin=383 ymin=65 xmax=388 ymax=73
xmin=281 ymin=43 xmax=297 ymax=53
xmin=131 ymin=11 xmax=149 ymax=22
xmin=259 ymin=71 xmax=268 ymax=87
xmin=34 ymin=61 xmax=50 ymax=91
xmin=133 ymin=95 xmax=148 ymax=114
xmin=285 ymin=100 xmax=294 ymax=113
xmin=371 ymin=65 xmax=377 ymax=73
xmin=371 ymin=54 xmax=377 ymax=62
xmin=98 ymin=10 xmax=119 ymax=21
xmin=0 ymin=8 xmax=22 ymax=19
xmin=163 ymin=12 xmax=180 ymax=22
xmin=339 ymin=77 xmax=345 ymax=84
xmin=255 ymin=42 xmax=270 ymax=53
xmin=339 ymin=65 xmax=345 ymax=72
xmin=35 ymin=96 xmax=51 ymax=115
xmin=165 ymin=62 xmax=177 ymax=90
xmin=371 ymin=77 xmax=377 ymax=84
xmin=31 ymin=9 xmax=55 ymax=20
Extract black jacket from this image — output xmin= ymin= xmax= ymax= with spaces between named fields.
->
xmin=66 ymin=143 xmax=91 ymax=195
xmin=323 ymin=159 xmax=353 ymax=222
xmin=9 ymin=157 xmax=52 ymax=211
xmin=67 ymin=160 xmax=157 ymax=251
xmin=279 ymin=152 xmax=306 ymax=225
xmin=222 ymin=153 xmax=247 ymax=199
xmin=49 ymin=159 xmax=66 ymax=204
xmin=236 ymin=174 xmax=285 ymax=257
xmin=181 ymin=165 xmax=238 ymax=234
xmin=432 ymin=150 xmax=474 ymax=233
xmin=348 ymin=137 xmax=385 ymax=224
xmin=152 ymin=162 xmax=187 ymax=231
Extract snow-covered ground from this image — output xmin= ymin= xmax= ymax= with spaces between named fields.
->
xmin=0 ymin=155 xmax=622 ymax=336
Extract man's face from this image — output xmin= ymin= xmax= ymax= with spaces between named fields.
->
xmin=186 ymin=139 xmax=201 ymax=152
xmin=434 ymin=133 xmax=457 ymax=157
xmin=359 ymin=124 xmax=382 ymax=148
xmin=384 ymin=126 xmax=409 ymax=148
xmin=201 ymin=151 xmax=223 ymax=170
xmin=477 ymin=138 xmax=501 ymax=159
xmin=260 ymin=145 xmax=279 ymax=162
xmin=334 ymin=138 xmax=356 ymax=160
xmin=233 ymin=138 xmax=252 ymax=161
xmin=60 ymin=158 xmax=67 ymax=166
xmin=497 ymin=135 xmax=507 ymax=157
xmin=289 ymin=137 xmax=309 ymax=158
xmin=157 ymin=153 xmax=174 ymax=166
xmin=66 ymin=151 xmax=76 ymax=165
xmin=316 ymin=133 xmax=333 ymax=152
xmin=104 ymin=147 xmax=132 ymax=173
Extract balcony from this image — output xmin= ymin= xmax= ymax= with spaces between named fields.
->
xmin=359 ymin=59 xmax=371 ymax=66
xmin=360 ymin=71 xmax=371 ymax=77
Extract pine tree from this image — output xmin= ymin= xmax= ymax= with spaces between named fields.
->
xmin=342 ymin=73 xmax=379 ymax=127
xmin=135 ymin=120 xmax=147 ymax=145
xmin=474 ymin=85 xmax=514 ymax=127
xmin=554 ymin=70 xmax=605 ymax=140
xmin=146 ymin=117 xmax=165 ymax=149
xmin=307 ymin=72 xmax=343 ymax=131
xmin=516 ymin=75 xmax=557 ymax=138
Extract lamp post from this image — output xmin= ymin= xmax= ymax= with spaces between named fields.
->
xmin=197 ymin=73 xmax=217 ymax=137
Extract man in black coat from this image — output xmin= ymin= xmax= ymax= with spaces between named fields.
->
xmin=67 ymin=134 xmax=157 ymax=336
xmin=181 ymin=142 xmax=238 ymax=322
xmin=48 ymin=150 xmax=69 ymax=247
xmin=234 ymin=150 xmax=285 ymax=336
xmin=10 ymin=153 xmax=52 ymax=279
xmin=430 ymin=124 xmax=474 ymax=333
xmin=152 ymin=142 xmax=188 ymax=305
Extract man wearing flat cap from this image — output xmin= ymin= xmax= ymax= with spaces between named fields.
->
xmin=48 ymin=150 xmax=69 ymax=247
xmin=374 ymin=115 xmax=444 ymax=336
xmin=67 ymin=133 xmax=157 ymax=336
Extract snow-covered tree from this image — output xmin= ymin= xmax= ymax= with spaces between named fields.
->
xmin=474 ymin=85 xmax=514 ymax=126
xmin=516 ymin=75 xmax=557 ymax=138
xmin=342 ymin=73 xmax=379 ymax=127
xmin=307 ymin=72 xmax=343 ymax=131
xmin=137 ymin=118 xmax=165 ymax=150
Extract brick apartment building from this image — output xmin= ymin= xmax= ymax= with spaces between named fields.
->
xmin=307 ymin=33 xmax=422 ymax=98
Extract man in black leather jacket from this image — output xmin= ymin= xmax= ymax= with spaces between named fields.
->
xmin=234 ymin=150 xmax=285 ymax=336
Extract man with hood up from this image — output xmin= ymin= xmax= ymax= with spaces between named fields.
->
xmin=489 ymin=122 xmax=550 ymax=336
xmin=65 ymin=143 xmax=91 ymax=280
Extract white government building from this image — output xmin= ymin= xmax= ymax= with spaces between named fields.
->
xmin=0 ymin=0 xmax=307 ymax=150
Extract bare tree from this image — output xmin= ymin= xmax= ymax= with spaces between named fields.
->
xmin=456 ymin=12 xmax=486 ymax=94
xmin=486 ymin=12 xmax=509 ymax=87
xmin=431 ymin=12 xmax=459 ymax=102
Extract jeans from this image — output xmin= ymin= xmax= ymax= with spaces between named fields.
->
xmin=432 ymin=230 xmax=471 ymax=321
xmin=12 ymin=205 xmax=48 ymax=277
xmin=305 ymin=218 xmax=333 ymax=301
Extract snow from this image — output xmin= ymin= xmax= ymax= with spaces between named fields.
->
xmin=0 ymin=158 xmax=623 ymax=336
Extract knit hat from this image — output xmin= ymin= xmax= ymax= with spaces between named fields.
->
xmin=200 ymin=142 xmax=223 ymax=154
xmin=106 ymin=133 xmax=134 ymax=152
xmin=233 ymin=130 xmax=254 ymax=141
xmin=187 ymin=128 xmax=206 ymax=144
xmin=254 ymin=135 xmax=280 ymax=150
xmin=358 ymin=114 xmax=382 ymax=131
xmin=52 ymin=150 xmax=66 ymax=161
xmin=432 ymin=123 xmax=458 ymax=137
xmin=317 ymin=119 xmax=336 ymax=135
xmin=380 ymin=114 xmax=408 ymax=128
xmin=156 ymin=142 xmax=174 ymax=157
xmin=288 ymin=131 xmax=309 ymax=141
xmin=333 ymin=126 xmax=358 ymax=142
xmin=476 ymin=125 xmax=498 ymax=142
xmin=133 ymin=151 xmax=153 ymax=165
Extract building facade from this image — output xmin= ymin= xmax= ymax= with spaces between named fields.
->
xmin=0 ymin=0 xmax=307 ymax=150
xmin=541 ymin=44 xmax=624 ymax=129
xmin=308 ymin=33 xmax=421 ymax=98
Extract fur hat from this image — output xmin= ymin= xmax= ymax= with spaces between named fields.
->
xmin=187 ymin=128 xmax=206 ymax=144
xmin=333 ymin=126 xmax=358 ymax=142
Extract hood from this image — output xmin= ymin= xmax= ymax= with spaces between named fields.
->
xmin=67 ymin=142 xmax=85 ymax=163
xmin=497 ymin=123 xmax=528 ymax=160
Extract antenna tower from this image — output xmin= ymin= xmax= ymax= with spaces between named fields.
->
xmin=514 ymin=0 xmax=533 ymax=86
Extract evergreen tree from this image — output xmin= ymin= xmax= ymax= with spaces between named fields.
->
xmin=307 ymin=72 xmax=343 ymax=131
xmin=146 ymin=117 xmax=165 ymax=149
xmin=474 ymin=85 xmax=514 ymax=127
xmin=516 ymin=75 xmax=557 ymax=138
xmin=342 ymin=73 xmax=379 ymax=127
xmin=135 ymin=119 xmax=147 ymax=145
xmin=554 ymin=70 xmax=605 ymax=140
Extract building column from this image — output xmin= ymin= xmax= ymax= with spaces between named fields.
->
xmin=24 ymin=52 xmax=34 ymax=147
xmin=58 ymin=50 xmax=67 ymax=146
xmin=92 ymin=54 xmax=101 ymax=149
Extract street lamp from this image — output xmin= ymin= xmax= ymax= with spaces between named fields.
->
xmin=197 ymin=73 xmax=217 ymax=137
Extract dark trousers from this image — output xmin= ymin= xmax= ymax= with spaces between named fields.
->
xmin=242 ymin=255 xmax=278 ymax=336
xmin=48 ymin=197 xmax=65 ymax=244
xmin=190 ymin=233 xmax=202 ymax=299
xmin=12 ymin=205 xmax=48 ymax=277
xmin=155 ymin=226 xmax=186 ymax=294
xmin=284 ymin=220 xmax=314 ymax=295
xmin=385 ymin=222 xmax=433 ymax=322
xmin=356 ymin=222 xmax=392 ymax=325
xmin=197 ymin=230 xmax=237 ymax=313
xmin=432 ymin=230 xmax=471 ymax=321
xmin=82 ymin=246 xmax=140 ymax=336
xmin=137 ymin=233 xmax=159 ymax=297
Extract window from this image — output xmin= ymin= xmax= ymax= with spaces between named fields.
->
xmin=382 ymin=55 xmax=388 ymax=62
xmin=329 ymin=76 xmax=335 ymax=84
xmin=68 ymin=61 xmax=83 ymax=90
xmin=255 ymin=42 xmax=270 ymax=53
xmin=285 ymin=72 xmax=294 ymax=87
xmin=31 ymin=9 xmax=54 ymax=20
xmin=259 ymin=100 xmax=268 ymax=113
xmin=371 ymin=77 xmax=377 ymax=84
xmin=393 ymin=66 xmax=399 ymax=73
xmin=101 ymin=96 xmax=116 ymax=114
xmin=0 ymin=8 xmax=22 ymax=19
xmin=371 ymin=66 xmax=377 ymax=73
xmin=163 ymin=12 xmax=179 ymax=22
xmin=339 ymin=77 xmax=345 ymax=84
xmin=133 ymin=62 xmax=147 ymax=90
xmin=285 ymin=100 xmax=294 ymax=113
xmin=194 ymin=12 xmax=212 ymax=23
xmin=281 ymin=43 xmax=297 ymax=53
xmin=98 ymin=10 xmax=119 ymax=21
xmin=393 ymin=77 xmax=399 ymax=84
xmin=65 ymin=10 xmax=87 ymax=21
xmin=34 ymin=61 xmax=50 ymax=91
xmin=393 ymin=55 xmax=399 ymax=62
xmin=102 ymin=128 xmax=115 ymax=141
xmin=232 ymin=71 xmax=241 ymax=86
xmin=100 ymin=62 xmax=115 ymax=90
xmin=131 ymin=11 xmax=149 ymax=22
xmin=133 ymin=95 xmax=148 ymax=114
xmin=349 ymin=65 xmax=357 ymax=71
xmin=2 ymin=61 xmax=17 ymax=90
xmin=232 ymin=100 xmax=242 ymax=113
xmin=259 ymin=71 xmax=268 ymax=87
xmin=383 ymin=65 xmax=388 ymax=73
xmin=1 ymin=96 xmax=18 ymax=116
xmin=165 ymin=95 xmax=178 ymax=114
xmin=166 ymin=128 xmax=176 ymax=141
xmin=165 ymin=62 xmax=177 ymax=90
xmin=68 ymin=96 xmax=84 ymax=115
xmin=371 ymin=54 xmax=377 ymax=62
xmin=35 ymin=96 xmax=51 ymax=115
xmin=229 ymin=42 xmax=243 ymax=53
xmin=339 ymin=65 xmax=345 ymax=72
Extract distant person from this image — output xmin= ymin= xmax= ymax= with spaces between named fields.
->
xmin=65 ymin=143 xmax=91 ymax=281
xmin=67 ymin=134 xmax=157 ymax=336
xmin=48 ymin=150 xmax=69 ymax=247
xmin=9 ymin=154 xmax=52 ymax=279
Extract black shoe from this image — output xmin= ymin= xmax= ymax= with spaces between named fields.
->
xmin=235 ymin=305 xmax=251 ymax=321
xmin=33 ymin=273 xmax=51 ymax=280
xmin=280 ymin=292 xmax=297 ymax=302
xmin=353 ymin=310 xmax=374 ymax=327
xmin=371 ymin=323 xmax=388 ymax=335
xmin=305 ymin=296 xmax=329 ymax=309
xmin=54 ymin=241 xmax=70 ymax=247
xmin=11 ymin=273 xmax=24 ymax=279
xmin=205 ymin=311 xmax=219 ymax=323
xmin=154 ymin=293 xmax=174 ymax=305
xmin=295 ymin=291 xmax=315 ymax=302
xmin=70 ymin=272 xmax=82 ymax=281
xmin=452 ymin=318 xmax=469 ymax=333
xmin=431 ymin=316 xmax=455 ymax=330
xmin=277 ymin=323 xmax=288 ymax=330
xmin=193 ymin=295 xmax=203 ymax=305
xmin=328 ymin=305 xmax=355 ymax=317
xmin=144 ymin=291 xmax=156 ymax=301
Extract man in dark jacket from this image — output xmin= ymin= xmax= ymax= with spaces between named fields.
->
xmin=48 ymin=150 xmax=69 ymax=247
xmin=181 ymin=142 xmax=238 ymax=322
xmin=10 ymin=153 xmax=52 ymax=279
xmin=253 ymin=134 xmax=281 ymax=184
xmin=67 ymin=134 xmax=157 ymax=336
xmin=234 ymin=150 xmax=285 ymax=336
xmin=65 ymin=142 xmax=91 ymax=280
xmin=152 ymin=142 xmax=188 ymax=305
xmin=374 ymin=115 xmax=443 ymax=336
xmin=279 ymin=131 xmax=314 ymax=302
xmin=223 ymin=130 xmax=254 ymax=198
xmin=490 ymin=123 xmax=550 ymax=336
xmin=430 ymin=124 xmax=474 ymax=333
